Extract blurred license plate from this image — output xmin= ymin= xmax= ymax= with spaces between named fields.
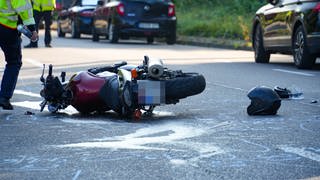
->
xmin=138 ymin=23 xmax=159 ymax=29
xmin=138 ymin=80 xmax=165 ymax=105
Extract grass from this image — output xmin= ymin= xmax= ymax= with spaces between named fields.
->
xmin=175 ymin=0 xmax=266 ymax=42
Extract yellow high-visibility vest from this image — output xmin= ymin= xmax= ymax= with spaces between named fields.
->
xmin=0 ymin=0 xmax=35 ymax=29
xmin=32 ymin=0 xmax=56 ymax=11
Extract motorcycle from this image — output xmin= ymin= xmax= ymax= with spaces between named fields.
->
xmin=39 ymin=56 xmax=206 ymax=119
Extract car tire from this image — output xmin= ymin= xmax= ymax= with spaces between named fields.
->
xmin=147 ymin=37 xmax=154 ymax=44
xmin=71 ymin=21 xmax=80 ymax=39
xmin=57 ymin=22 xmax=65 ymax=37
xmin=108 ymin=24 xmax=119 ymax=43
xmin=293 ymin=26 xmax=316 ymax=69
xmin=253 ymin=24 xmax=270 ymax=63
xmin=92 ymin=27 xmax=99 ymax=42
xmin=166 ymin=32 xmax=176 ymax=45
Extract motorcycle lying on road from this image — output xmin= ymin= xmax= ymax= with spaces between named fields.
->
xmin=39 ymin=56 xmax=206 ymax=119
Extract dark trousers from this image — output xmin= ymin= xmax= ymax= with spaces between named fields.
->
xmin=30 ymin=10 xmax=52 ymax=45
xmin=0 ymin=24 xmax=22 ymax=99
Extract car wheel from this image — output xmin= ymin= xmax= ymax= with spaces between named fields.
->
xmin=253 ymin=24 xmax=270 ymax=63
xmin=147 ymin=37 xmax=154 ymax=44
xmin=108 ymin=24 xmax=119 ymax=43
xmin=166 ymin=32 xmax=176 ymax=45
xmin=92 ymin=27 xmax=99 ymax=42
xmin=71 ymin=21 xmax=80 ymax=38
xmin=57 ymin=22 xmax=65 ymax=37
xmin=293 ymin=26 xmax=316 ymax=69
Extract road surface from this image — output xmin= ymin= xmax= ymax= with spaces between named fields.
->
xmin=0 ymin=32 xmax=319 ymax=180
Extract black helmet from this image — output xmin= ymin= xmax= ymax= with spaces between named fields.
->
xmin=247 ymin=86 xmax=281 ymax=115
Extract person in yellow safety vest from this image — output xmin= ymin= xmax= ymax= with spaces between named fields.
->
xmin=0 ymin=0 xmax=38 ymax=110
xmin=24 ymin=0 xmax=55 ymax=48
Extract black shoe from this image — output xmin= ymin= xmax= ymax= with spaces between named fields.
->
xmin=24 ymin=44 xmax=38 ymax=48
xmin=45 ymin=44 xmax=52 ymax=48
xmin=0 ymin=97 xmax=13 ymax=110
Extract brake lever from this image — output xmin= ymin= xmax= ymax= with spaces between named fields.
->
xmin=40 ymin=64 xmax=45 ymax=83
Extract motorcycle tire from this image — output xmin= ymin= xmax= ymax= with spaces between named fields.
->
xmin=165 ymin=73 xmax=206 ymax=102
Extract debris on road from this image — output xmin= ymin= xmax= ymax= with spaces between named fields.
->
xmin=274 ymin=86 xmax=304 ymax=100
xmin=24 ymin=111 xmax=35 ymax=115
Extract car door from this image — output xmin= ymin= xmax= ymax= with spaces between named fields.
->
xmin=58 ymin=9 xmax=70 ymax=32
xmin=263 ymin=0 xmax=297 ymax=48
xmin=93 ymin=0 xmax=108 ymax=34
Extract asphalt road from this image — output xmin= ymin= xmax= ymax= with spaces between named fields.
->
xmin=0 ymin=32 xmax=319 ymax=180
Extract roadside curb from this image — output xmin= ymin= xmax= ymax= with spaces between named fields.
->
xmin=177 ymin=35 xmax=253 ymax=51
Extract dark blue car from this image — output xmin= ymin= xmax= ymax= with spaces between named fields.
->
xmin=252 ymin=0 xmax=320 ymax=69
xmin=91 ymin=0 xmax=177 ymax=44
xmin=57 ymin=0 xmax=98 ymax=38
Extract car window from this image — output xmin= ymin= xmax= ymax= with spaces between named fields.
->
xmin=281 ymin=0 xmax=297 ymax=4
xmin=82 ymin=0 xmax=98 ymax=6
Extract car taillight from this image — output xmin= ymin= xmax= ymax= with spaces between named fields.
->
xmin=116 ymin=3 xmax=125 ymax=16
xmin=313 ymin=2 xmax=320 ymax=13
xmin=168 ymin=3 xmax=175 ymax=17
xmin=80 ymin=11 xmax=93 ymax=17
xmin=56 ymin=3 xmax=62 ymax=11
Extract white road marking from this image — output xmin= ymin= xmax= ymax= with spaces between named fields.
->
xmin=24 ymin=58 xmax=44 ymax=68
xmin=14 ymin=89 xmax=41 ymax=98
xmin=273 ymin=69 xmax=315 ymax=77
xmin=12 ymin=101 xmax=41 ymax=110
xmin=279 ymin=146 xmax=320 ymax=162
xmin=61 ymin=119 xmax=110 ymax=125
xmin=12 ymin=100 xmax=78 ymax=115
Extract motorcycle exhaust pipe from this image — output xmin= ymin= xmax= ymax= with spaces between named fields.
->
xmin=147 ymin=58 xmax=164 ymax=79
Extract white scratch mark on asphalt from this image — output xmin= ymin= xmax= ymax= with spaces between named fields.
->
xmin=5 ymin=114 xmax=14 ymax=121
xmin=14 ymin=89 xmax=41 ymax=98
xmin=55 ymin=123 xmax=225 ymax=168
xmin=195 ymin=117 xmax=214 ymax=121
xmin=57 ymin=123 xmax=207 ymax=150
xmin=170 ymin=159 xmax=187 ymax=166
xmin=72 ymin=170 xmax=82 ymax=180
xmin=55 ymin=123 xmax=225 ymax=167
xmin=299 ymin=123 xmax=315 ymax=133
xmin=212 ymin=82 xmax=246 ymax=92
xmin=279 ymin=146 xmax=320 ymax=162
xmin=273 ymin=69 xmax=315 ymax=77
xmin=209 ymin=121 xmax=232 ymax=130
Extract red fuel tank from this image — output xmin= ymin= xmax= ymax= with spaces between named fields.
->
xmin=69 ymin=71 xmax=108 ymax=113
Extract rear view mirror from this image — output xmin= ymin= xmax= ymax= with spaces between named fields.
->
xmin=267 ymin=0 xmax=280 ymax=5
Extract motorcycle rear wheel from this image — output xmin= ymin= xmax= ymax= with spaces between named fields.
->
xmin=165 ymin=73 xmax=206 ymax=102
